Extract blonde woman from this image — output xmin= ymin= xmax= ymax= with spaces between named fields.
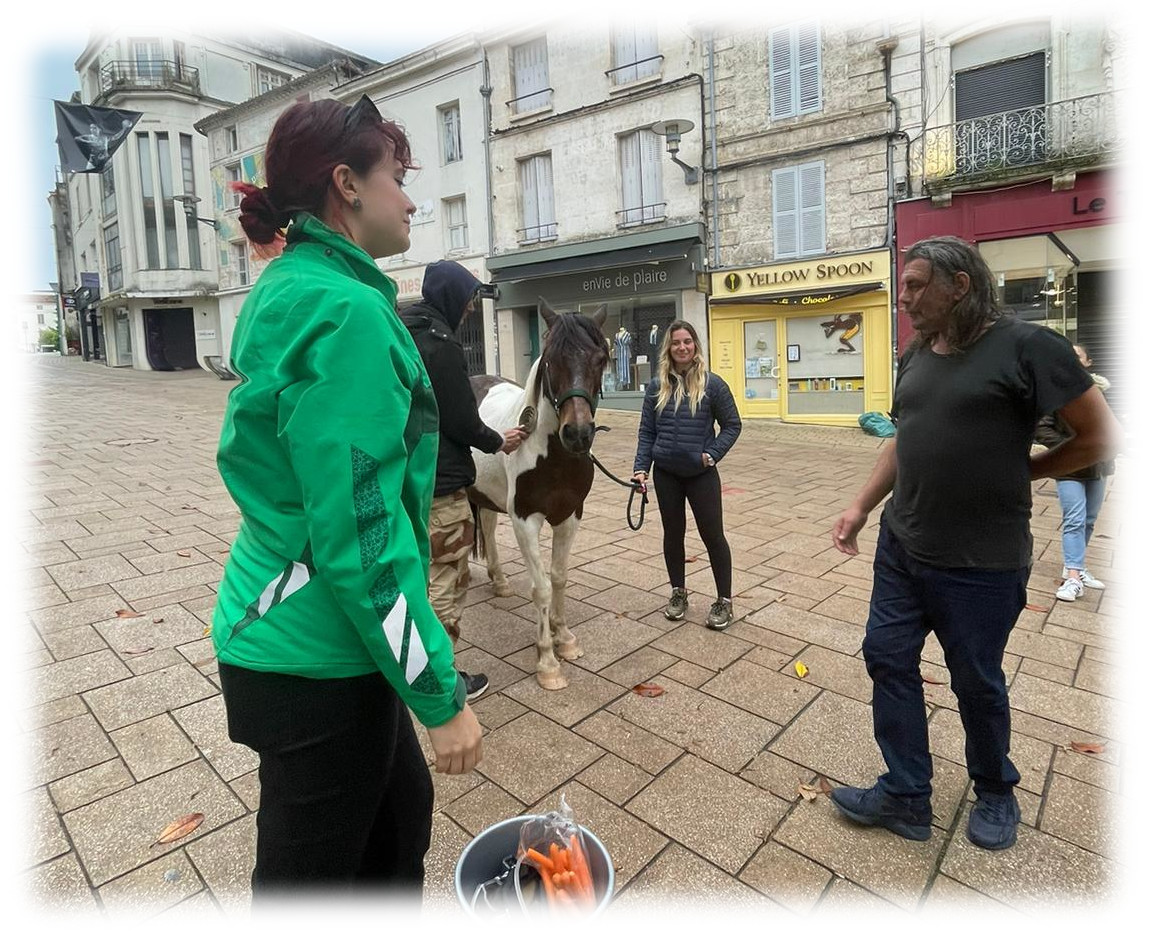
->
xmin=633 ymin=321 xmax=742 ymax=629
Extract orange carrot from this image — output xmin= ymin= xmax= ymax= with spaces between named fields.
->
xmin=549 ymin=841 xmax=563 ymax=872
xmin=524 ymin=847 xmax=554 ymax=872
xmin=568 ymin=833 xmax=596 ymax=902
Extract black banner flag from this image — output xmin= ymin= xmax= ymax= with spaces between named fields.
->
xmin=54 ymin=101 xmax=142 ymax=174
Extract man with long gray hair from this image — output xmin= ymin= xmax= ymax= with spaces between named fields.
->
xmin=829 ymin=236 xmax=1117 ymax=850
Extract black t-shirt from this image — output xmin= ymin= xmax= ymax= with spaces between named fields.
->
xmin=883 ymin=317 xmax=1092 ymax=569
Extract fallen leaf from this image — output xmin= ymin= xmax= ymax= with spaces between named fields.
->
xmin=121 ymin=646 xmax=154 ymax=657
xmin=684 ymin=555 xmax=699 ymax=563
xmin=115 ymin=609 xmax=144 ymax=619
xmin=202 ymin=626 xmax=211 ymax=637
xmin=632 ymin=682 xmax=665 ymax=698
xmin=818 ymin=776 xmax=833 ymax=794
xmin=1024 ymin=603 xmax=1049 ymax=613
xmin=794 ymin=661 xmax=809 ymax=678
xmin=1070 ymin=741 xmax=1106 ymax=756
xmin=177 ymin=550 xmax=192 ymax=558
xmin=797 ymin=782 xmax=818 ymax=801
xmin=152 ymin=812 xmax=204 ymax=847
xmin=922 ymin=674 xmax=947 ymax=685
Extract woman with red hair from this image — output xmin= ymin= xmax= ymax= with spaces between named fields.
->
xmin=213 ymin=95 xmax=482 ymax=905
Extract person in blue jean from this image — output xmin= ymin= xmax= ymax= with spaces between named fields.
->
xmin=1035 ymin=344 xmax=1115 ymax=602
xmin=830 ymin=237 xmax=1117 ymax=850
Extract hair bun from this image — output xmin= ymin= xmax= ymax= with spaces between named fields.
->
xmin=234 ymin=182 xmax=291 ymax=245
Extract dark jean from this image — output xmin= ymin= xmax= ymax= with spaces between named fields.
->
xmin=219 ymin=664 xmax=433 ymax=906
xmin=652 ymin=465 xmax=732 ymax=598
xmin=864 ymin=520 xmax=1026 ymax=802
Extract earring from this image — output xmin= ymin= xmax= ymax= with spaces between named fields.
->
xmin=352 ymin=196 xmax=362 ymax=211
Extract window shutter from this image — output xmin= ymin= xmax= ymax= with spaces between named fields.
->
xmin=769 ymin=27 xmax=794 ymax=119
xmin=535 ymin=156 xmax=555 ymax=230
xmin=641 ymin=130 xmax=664 ymax=218
xmin=515 ymin=39 xmax=549 ymax=110
xmin=636 ymin=26 xmax=660 ymax=79
xmin=955 ymin=51 xmax=1045 ymax=120
xmin=772 ymin=167 xmax=798 ymax=258
xmin=619 ymin=133 xmax=642 ymax=220
xmin=520 ymin=159 xmax=539 ymax=233
xmin=799 ymin=161 xmax=826 ymax=254
xmin=613 ymin=27 xmax=638 ymax=84
xmin=797 ymin=24 xmax=821 ymax=114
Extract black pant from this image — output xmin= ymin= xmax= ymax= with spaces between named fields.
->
xmin=652 ymin=465 xmax=732 ymax=598
xmin=219 ymin=663 xmax=434 ymax=906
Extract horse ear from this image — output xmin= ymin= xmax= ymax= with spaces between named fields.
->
xmin=538 ymin=296 xmax=558 ymax=329
xmin=591 ymin=304 xmax=607 ymax=328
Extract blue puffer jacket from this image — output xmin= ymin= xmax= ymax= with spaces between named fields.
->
xmin=633 ymin=372 xmax=742 ymax=477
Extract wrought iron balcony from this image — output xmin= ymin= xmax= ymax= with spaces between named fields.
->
xmin=99 ymin=60 xmax=200 ymax=96
xmin=922 ymin=91 xmax=1121 ymax=188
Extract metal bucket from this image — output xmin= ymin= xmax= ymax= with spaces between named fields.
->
xmin=454 ymin=814 xmax=615 ymax=916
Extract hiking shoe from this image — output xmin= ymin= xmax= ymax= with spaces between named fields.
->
xmin=1078 ymin=569 xmax=1106 ymax=590
xmin=706 ymin=598 xmax=735 ymax=631
xmin=460 ymin=671 xmax=489 ymax=702
xmin=664 ymin=587 xmax=688 ymax=621
xmin=1056 ymin=578 xmax=1083 ymax=602
xmin=967 ymin=791 xmax=1020 ymax=850
xmin=830 ymin=784 xmax=932 ymax=841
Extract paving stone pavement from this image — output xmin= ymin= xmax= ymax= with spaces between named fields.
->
xmin=17 ymin=355 xmax=1127 ymax=920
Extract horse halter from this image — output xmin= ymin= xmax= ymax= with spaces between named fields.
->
xmin=539 ymin=358 xmax=601 ymax=417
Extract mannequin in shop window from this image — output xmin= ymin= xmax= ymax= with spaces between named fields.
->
xmin=614 ymin=326 xmax=632 ymax=389
xmin=648 ymin=324 xmax=659 ymax=372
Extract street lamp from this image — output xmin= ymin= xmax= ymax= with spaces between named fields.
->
xmin=649 ymin=119 xmax=700 ymax=185
xmin=173 ymin=194 xmax=219 ymax=229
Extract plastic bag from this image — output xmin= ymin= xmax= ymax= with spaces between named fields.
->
xmin=516 ymin=795 xmax=599 ymax=914
xmin=858 ymin=411 xmax=896 ymax=438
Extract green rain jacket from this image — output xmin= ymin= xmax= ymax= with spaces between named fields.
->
xmin=213 ymin=213 xmax=466 ymax=727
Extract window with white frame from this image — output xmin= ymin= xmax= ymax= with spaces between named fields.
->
xmin=101 ymin=163 xmax=117 ymax=218
xmin=517 ymin=154 xmax=556 ymax=242
xmin=226 ymin=164 xmax=243 ymax=208
xmin=104 ymin=222 xmax=122 ymax=291
xmin=232 ymin=241 xmax=250 ymax=287
xmin=511 ymin=38 xmax=551 ymax=113
xmin=439 ymin=103 xmax=463 ymax=164
xmin=610 ymin=24 xmax=660 ymax=85
xmin=444 ymin=196 xmax=468 ymax=251
xmin=618 ymin=129 xmax=664 ymax=225
xmin=257 ymin=66 xmax=288 ymax=95
xmin=772 ymin=161 xmax=825 ymax=259
xmin=225 ymin=125 xmax=239 ymax=153
xmin=769 ymin=23 xmax=821 ymax=120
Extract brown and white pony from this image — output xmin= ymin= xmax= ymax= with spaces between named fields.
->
xmin=468 ymin=298 xmax=609 ymax=689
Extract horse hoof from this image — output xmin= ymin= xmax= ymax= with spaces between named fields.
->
xmin=492 ymin=581 xmax=514 ymax=598
xmin=554 ymin=640 xmax=584 ymax=660
xmin=536 ymin=671 xmax=568 ymax=690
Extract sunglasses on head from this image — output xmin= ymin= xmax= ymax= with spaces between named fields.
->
xmin=343 ymin=94 xmax=383 ymax=134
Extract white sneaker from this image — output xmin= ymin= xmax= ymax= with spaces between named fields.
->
xmin=1056 ymin=578 xmax=1084 ymax=602
xmin=1078 ymin=569 xmax=1106 ymax=590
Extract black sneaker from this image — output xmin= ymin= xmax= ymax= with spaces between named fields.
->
xmin=706 ymin=598 xmax=735 ymax=630
xmin=664 ymin=587 xmax=688 ymax=621
xmin=460 ymin=671 xmax=489 ymax=701
xmin=967 ymin=791 xmax=1020 ymax=850
xmin=830 ymin=783 xmax=932 ymax=841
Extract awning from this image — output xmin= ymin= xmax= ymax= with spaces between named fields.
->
xmin=490 ymin=239 xmax=698 ymax=282
xmin=711 ymin=282 xmax=884 ymax=305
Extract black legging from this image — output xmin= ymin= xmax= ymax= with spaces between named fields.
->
xmin=652 ymin=465 xmax=732 ymax=598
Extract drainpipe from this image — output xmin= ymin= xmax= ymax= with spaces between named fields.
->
xmin=480 ymin=47 xmax=501 ymax=376
xmin=877 ymin=30 xmax=907 ymax=367
xmin=706 ymin=27 xmax=721 ymax=271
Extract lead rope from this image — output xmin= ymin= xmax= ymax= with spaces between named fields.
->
xmin=589 ymin=427 xmax=647 ymax=531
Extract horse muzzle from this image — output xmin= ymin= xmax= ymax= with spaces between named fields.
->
xmin=558 ymin=420 xmax=595 ymax=454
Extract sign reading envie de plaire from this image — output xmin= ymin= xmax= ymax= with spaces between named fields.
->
xmin=712 ymin=249 xmax=890 ymax=298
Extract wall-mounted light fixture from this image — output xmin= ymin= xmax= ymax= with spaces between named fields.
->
xmin=173 ymin=194 xmax=219 ymax=230
xmin=649 ymin=119 xmax=700 ymax=185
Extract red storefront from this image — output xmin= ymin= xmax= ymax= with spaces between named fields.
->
xmin=894 ymin=170 xmax=1121 ymax=392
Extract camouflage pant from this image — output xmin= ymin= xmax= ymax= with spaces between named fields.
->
xmin=428 ymin=489 xmax=474 ymax=644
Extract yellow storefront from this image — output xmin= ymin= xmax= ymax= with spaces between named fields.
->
xmin=709 ymin=248 xmax=893 ymax=426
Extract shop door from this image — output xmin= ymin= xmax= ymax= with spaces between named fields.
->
xmin=143 ymin=307 xmax=198 ymax=371
xmin=741 ymin=319 xmax=781 ymax=417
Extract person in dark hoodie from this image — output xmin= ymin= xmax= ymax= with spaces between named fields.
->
xmin=401 ymin=261 xmax=526 ymax=700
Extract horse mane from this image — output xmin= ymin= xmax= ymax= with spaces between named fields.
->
xmin=532 ymin=312 xmax=607 ymax=403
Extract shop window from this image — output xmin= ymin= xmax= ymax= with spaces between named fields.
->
xmin=610 ymin=24 xmax=660 ymax=85
xmin=769 ymin=23 xmax=821 ymax=120
xmin=518 ymin=154 xmax=557 ymax=242
xmin=618 ymin=129 xmax=664 ymax=226
xmin=511 ymin=38 xmax=551 ymax=113
xmin=784 ymin=309 xmax=865 ymax=416
xmin=978 ymin=234 xmax=1077 ymax=340
xmin=772 ymin=161 xmax=825 ymax=259
xmin=742 ymin=321 xmax=779 ymax=401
